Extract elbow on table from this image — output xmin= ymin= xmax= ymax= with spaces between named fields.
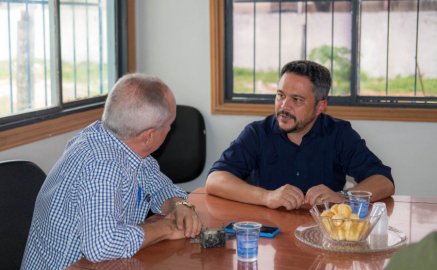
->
xmin=205 ymin=171 xmax=225 ymax=196
xmin=82 ymin=241 xmax=134 ymax=263
xmin=205 ymin=176 xmax=216 ymax=195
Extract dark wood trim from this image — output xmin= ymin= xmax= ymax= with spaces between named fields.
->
xmin=209 ymin=0 xmax=437 ymax=122
xmin=127 ymin=0 xmax=136 ymax=72
xmin=0 ymin=108 xmax=103 ymax=151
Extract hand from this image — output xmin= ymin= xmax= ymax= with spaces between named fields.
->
xmin=264 ymin=184 xmax=305 ymax=210
xmin=305 ymin=184 xmax=344 ymax=206
xmin=167 ymin=202 xmax=202 ymax=238
xmin=157 ymin=218 xmax=186 ymax=240
xmin=141 ymin=218 xmax=186 ymax=245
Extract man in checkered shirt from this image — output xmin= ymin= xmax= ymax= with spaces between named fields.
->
xmin=21 ymin=74 xmax=201 ymax=270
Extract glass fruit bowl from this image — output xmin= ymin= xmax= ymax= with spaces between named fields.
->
xmin=309 ymin=202 xmax=384 ymax=242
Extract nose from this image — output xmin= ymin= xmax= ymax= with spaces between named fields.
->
xmin=280 ymin=96 xmax=293 ymax=110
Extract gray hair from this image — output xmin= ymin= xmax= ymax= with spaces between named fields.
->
xmin=102 ymin=73 xmax=172 ymax=140
xmin=280 ymin=60 xmax=332 ymax=102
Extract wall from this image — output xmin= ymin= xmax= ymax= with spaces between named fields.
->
xmin=0 ymin=131 xmax=78 ymax=173
xmin=135 ymin=0 xmax=437 ymax=196
xmin=1 ymin=0 xmax=436 ymax=196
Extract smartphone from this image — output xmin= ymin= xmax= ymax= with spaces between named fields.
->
xmin=224 ymin=222 xmax=280 ymax=238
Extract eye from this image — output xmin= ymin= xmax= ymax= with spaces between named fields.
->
xmin=293 ymin=96 xmax=305 ymax=105
xmin=276 ymin=91 xmax=285 ymax=100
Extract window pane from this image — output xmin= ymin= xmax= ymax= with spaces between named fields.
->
xmin=360 ymin=1 xmax=389 ymax=96
xmin=0 ymin=1 xmax=54 ymax=117
xmin=233 ymin=2 xmax=254 ymax=94
xmin=307 ymin=1 xmax=352 ymax=97
xmin=228 ymin=0 xmax=437 ymax=107
xmin=387 ymin=0 xmax=417 ymax=97
xmin=60 ymin=0 xmax=109 ymax=103
xmin=233 ymin=2 xmax=281 ymax=95
xmin=280 ymin=2 xmax=306 ymax=76
xmin=332 ymin=1 xmax=352 ymax=96
xmin=418 ymin=0 xmax=437 ymax=97
xmin=253 ymin=3 xmax=279 ymax=94
xmin=307 ymin=1 xmax=333 ymax=73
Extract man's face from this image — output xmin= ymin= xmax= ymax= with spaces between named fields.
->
xmin=275 ymin=72 xmax=325 ymax=134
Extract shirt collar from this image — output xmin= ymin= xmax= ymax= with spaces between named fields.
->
xmin=305 ymin=113 xmax=324 ymax=138
xmin=96 ymin=121 xmax=143 ymax=169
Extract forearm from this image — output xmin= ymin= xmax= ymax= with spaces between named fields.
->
xmin=205 ymin=171 xmax=269 ymax=206
xmin=350 ymin=175 xmax=395 ymax=202
xmin=139 ymin=219 xmax=182 ymax=249
xmin=160 ymin=197 xmax=185 ymax=215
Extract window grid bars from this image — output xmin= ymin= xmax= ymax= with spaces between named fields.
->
xmin=252 ymin=1 xmax=256 ymax=94
xmin=413 ymin=0 xmax=420 ymax=97
xmin=72 ymin=2 xmax=77 ymax=99
xmin=25 ymin=1 xmax=32 ymax=109
xmin=2 ymin=0 xmax=104 ymax=114
xmin=86 ymin=0 xmax=90 ymax=97
xmin=385 ymin=0 xmax=390 ymax=96
xmin=41 ymin=1 xmax=48 ymax=107
xmin=7 ymin=1 xmax=14 ymax=113
xmin=227 ymin=0 xmax=437 ymax=107
xmin=98 ymin=0 xmax=103 ymax=95
xmin=330 ymin=0 xmax=335 ymax=96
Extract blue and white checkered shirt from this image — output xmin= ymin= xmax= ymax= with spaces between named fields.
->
xmin=21 ymin=121 xmax=188 ymax=270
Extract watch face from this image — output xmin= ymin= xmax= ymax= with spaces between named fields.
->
xmin=177 ymin=200 xmax=195 ymax=209
xmin=184 ymin=201 xmax=195 ymax=208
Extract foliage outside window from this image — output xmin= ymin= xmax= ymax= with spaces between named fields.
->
xmin=210 ymin=0 xmax=437 ymax=121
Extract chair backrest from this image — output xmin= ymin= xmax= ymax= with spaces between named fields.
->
xmin=0 ymin=160 xmax=46 ymax=270
xmin=152 ymin=105 xmax=206 ymax=183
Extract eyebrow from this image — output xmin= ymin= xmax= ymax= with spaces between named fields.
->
xmin=277 ymin=90 xmax=305 ymax=99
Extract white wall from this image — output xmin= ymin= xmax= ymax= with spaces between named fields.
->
xmin=0 ymin=131 xmax=78 ymax=173
xmin=135 ymin=0 xmax=437 ymax=196
xmin=1 ymin=0 xmax=436 ymax=196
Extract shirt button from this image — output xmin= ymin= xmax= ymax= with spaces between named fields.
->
xmin=296 ymin=171 xmax=300 ymax=176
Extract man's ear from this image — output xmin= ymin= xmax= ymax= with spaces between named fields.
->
xmin=139 ymin=128 xmax=154 ymax=144
xmin=316 ymin=99 xmax=328 ymax=114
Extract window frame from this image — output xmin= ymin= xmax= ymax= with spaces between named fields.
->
xmin=0 ymin=0 xmax=136 ymax=151
xmin=209 ymin=0 xmax=437 ymax=122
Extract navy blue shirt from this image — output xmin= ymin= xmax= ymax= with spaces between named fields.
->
xmin=209 ymin=114 xmax=393 ymax=193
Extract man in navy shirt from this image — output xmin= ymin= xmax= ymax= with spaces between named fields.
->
xmin=206 ymin=60 xmax=394 ymax=210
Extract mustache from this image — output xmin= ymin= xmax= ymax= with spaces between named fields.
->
xmin=276 ymin=110 xmax=296 ymax=120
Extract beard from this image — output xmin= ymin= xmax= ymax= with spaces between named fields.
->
xmin=276 ymin=109 xmax=317 ymax=134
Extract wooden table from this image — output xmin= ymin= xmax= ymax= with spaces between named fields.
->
xmin=67 ymin=188 xmax=437 ymax=270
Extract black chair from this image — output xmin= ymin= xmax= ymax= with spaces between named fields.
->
xmin=0 ymin=160 xmax=46 ymax=270
xmin=152 ymin=105 xmax=206 ymax=183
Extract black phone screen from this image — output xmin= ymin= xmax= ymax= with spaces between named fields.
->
xmin=225 ymin=222 xmax=279 ymax=235
xmin=260 ymin=226 xmax=278 ymax=234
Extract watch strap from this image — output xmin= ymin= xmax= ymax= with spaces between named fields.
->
xmin=175 ymin=200 xmax=196 ymax=210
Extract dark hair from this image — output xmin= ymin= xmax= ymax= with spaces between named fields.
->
xmin=280 ymin=60 xmax=332 ymax=101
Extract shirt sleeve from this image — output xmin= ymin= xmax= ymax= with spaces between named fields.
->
xmin=141 ymin=156 xmax=188 ymax=215
xmin=208 ymin=123 xmax=261 ymax=181
xmin=77 ymin=160 xmax=144 ymax=262
xmin=336 ymin=122 xmax=394 ymax=183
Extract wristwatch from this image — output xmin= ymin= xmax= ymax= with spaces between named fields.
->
xmin=175 ymin=200 xmax=196 ymax=210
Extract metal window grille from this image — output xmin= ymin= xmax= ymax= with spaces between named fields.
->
xmin=225 ymin=0 xmax=437 ymax=108
xmin=0 ymin=0 xmax=118 ymax=128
